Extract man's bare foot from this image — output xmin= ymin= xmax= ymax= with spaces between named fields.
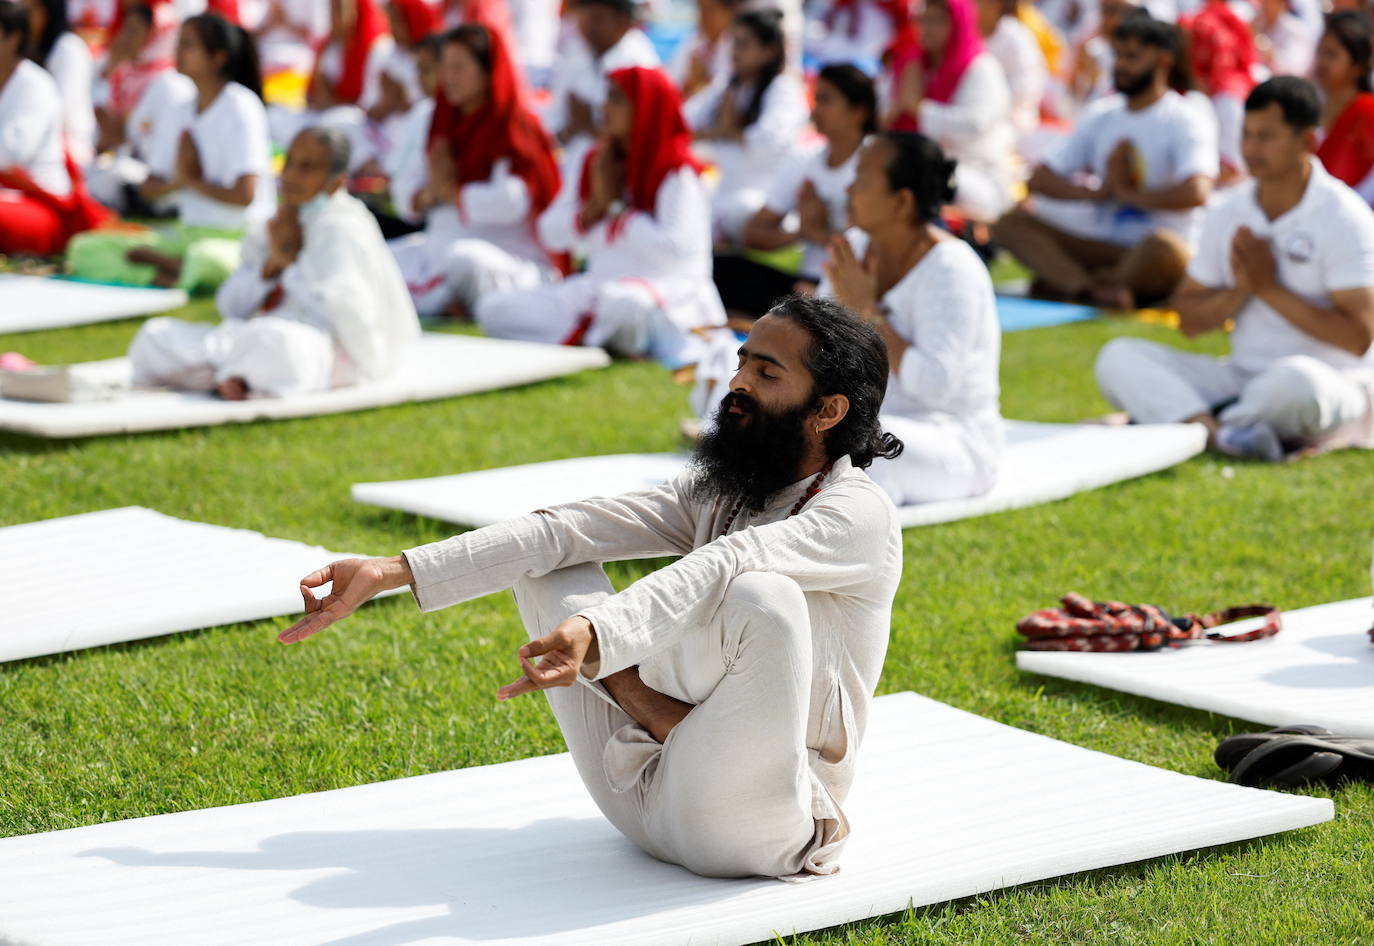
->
xmin=602 ymin=667 xmax=694 ymax=744
xmin=216 ymin=377 xmax=249 ymax=400
xmin=1089 ymin=283 xmax=1136 ymax=311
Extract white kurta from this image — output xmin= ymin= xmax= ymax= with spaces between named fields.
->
xmin=984 ymin=16 xmax=1046 ymax=140
xmin=683 ymin=73 xmax=810 ymax=242
xmin=477 ymin=164 xmax=726 ymax=365
xmin=389 ymin=158 xmax=556 ymax=317
xmin=46 ymin=32 xmax=98 ymax=168
xmin=0 ymin=60 xmax=71 ymax=198
xmin=918 ymin=53 xmax=1016 ymax=221
xmin=762 ymin=139 xmax=862 ymax=278
xmin=543 ymin=28 xmax=659 ymax=142
xmin=807 ymin=0 xmax=895 ymax=67
xmin=86 ymin=70 xmax=196 ymax=212
xmin=130 ymin=190 xmax=421 ymax=396
xmin=174 ymin=81 xmax=277 ymax=231
xmin=823 ymin=231 xmax=1004 ymax=504
xmin=402 ymin=453 xmax=903 ymax=878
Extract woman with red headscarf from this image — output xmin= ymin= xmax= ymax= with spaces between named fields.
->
xmin=885 ymin=0 xmax=1014 ymax=221
xmin=1314 ymin=11 xmax=1374 ymax=207
xmin=476 ymin=66 xmax=726 ymax=364
xmin=389 ymin=22 xmax=563 ymax=318
xmin=1185 ymin=0 xmax=1257 ymax=183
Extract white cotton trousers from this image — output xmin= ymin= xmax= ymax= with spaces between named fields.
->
xmin=128 ymin=316 xmax=341 ymax=397
xmin=865 ymin=413 xmax=1001 ymax=505
xmin=476 ymin=276 xmax=688 ymax=361
xmin=390 ymin=232 xmax=549 ymax=318
xmin=511 ymin=563 xmax=823 ymax=879
xmin=1095 ymin=337 xmax=1374 ymax=448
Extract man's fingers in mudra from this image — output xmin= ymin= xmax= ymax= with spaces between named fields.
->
xmin=278 ymin=597 xmax=346 ymax=644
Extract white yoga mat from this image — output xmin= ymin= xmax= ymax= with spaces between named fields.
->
xmin=352 ymin=421 xmax=1208 ymax=529
xmin=0 ymin=333 xmax=610 ymax=438
xmin=1018 ymin=597 xmax=1374 ymax=737
xmin=0 ymin=507 xmax=400 ymax=662
xmin=0 ymin=274 xmax=189 ymax=335
xmin=0 ymin=692 xmax=1331 ymax=946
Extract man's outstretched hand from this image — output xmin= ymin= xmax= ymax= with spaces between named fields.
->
xmin=278 ymin=555 xmax=413 ymax=644
xmin=497 ymin=616 xmax=599 ymax=701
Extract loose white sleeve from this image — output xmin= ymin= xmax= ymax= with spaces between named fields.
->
xmin=616 ymin=168 xmax=711 ymax=260
xmin=918 ymin=56 xmax=1012 ymax=144
xmin=739 ymin=76 xmax=807 ymax=163
xmin=577 ymin=480 xmax=897 ymax=678
xmin=762 ymin=147 xmax=815 ymax=217
xmin=535 ymin=145 xmax=592 ymax=252
xmin=385 ymin=99 xmax=433 ymax=222
xmin=47 ymin=34 xmax=97 ymax=166
xmin=458 ymin=159 xmax=532 ymax=228
xmin=681 ymin=81 xmax=724 ymax=132
xmin=403 ymin=479 xmax=701 ymax=613
xmin=1324 ymin=195 xmax=1374 ymax=292
xmin=214 ymin=229 xmax=275 ymax=321
xmin=889 ymin=254 xmax=993 ymax=412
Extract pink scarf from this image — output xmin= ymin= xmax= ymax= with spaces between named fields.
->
xmin=923 ymin=0 xmax=982 ymax=104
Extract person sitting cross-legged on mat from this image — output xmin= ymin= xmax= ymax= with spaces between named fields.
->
xmin=821 ymin=132 xmax=1003 ymax=504
xmin=128 ymin=127 xmax=420 ymax=400
xmin=476 ymin=66 xmax=725 ymax=364
xmin=993 ymin=12 xmax=1217 ymax=310
xmin=1095 ymin=77 xmax=1374 ymax=461
xmin=279 ymin=296 xmax=904 ymax=880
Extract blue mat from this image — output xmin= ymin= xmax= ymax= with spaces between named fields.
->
xmin=996 ymin=296 xmax=1098 ymax=332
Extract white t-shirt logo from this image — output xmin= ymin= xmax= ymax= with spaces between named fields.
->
xmin=1284 ymin=233 xmax=1315 ymax=264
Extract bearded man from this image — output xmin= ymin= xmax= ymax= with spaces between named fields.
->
xmin=278 ymin=296 xmax=904 ymax=880
xmin=992 ymin=12 xmax=1218 ymax=310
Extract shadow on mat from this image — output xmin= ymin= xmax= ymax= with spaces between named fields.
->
xmin=79 ymin=818 xmax=770 ymax=945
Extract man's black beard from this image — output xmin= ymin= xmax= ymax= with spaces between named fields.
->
xmin=1113 ymin=67 xmax=1154 ymax=98
xmin=688 ymin=391 xmax=815 ymax=514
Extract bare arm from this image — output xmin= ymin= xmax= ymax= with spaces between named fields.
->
xmin=1026 ymin=164 xmax=1103 ymax=203
xmin=183 ymin=173 xmax=257 ymax=207
xmin=1258 ymin=284 xmax=1374 ymax=357
xmin=1117 ymin=174 xmax=1212 ymax=212
xmin=742 ymin=207 xmax=797 ymax=251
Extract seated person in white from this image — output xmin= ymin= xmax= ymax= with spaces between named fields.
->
xmin=885 ymin=0 xmax=1016 ymax=223
xmin=279 ymin=295 xmax=904 ymax=881
xmin=24 ymin=0 xmax=96 ymax=167
xmin=129 ymin=127 xmax=420 ymax=400
xmin=388 ymin=23 xmax=563 ymax=319
xmin=382 ymin=31 xmax=440 ymax=227
xmin=975 ymin=0 xmax=1046 ymax=143
xmin=684 ymin=8 xmax=808 ymax=244
xmin=822 ymin=132 xmax=1003 ymax=504
xmin=714 ymin=62 xmax=875 ymax=318
xmin=508 ymin=0 xmax=561 ymax=87
xmin=808 ymin=0 xmax=909 ymax=68
xmin=994 ymin=12 xmax=1217 ymax=310
xmin=545 ymin=0 xmax=658 ymax=146
xmin=361 ymin=0 xmax=437 ymax=170
xmin=254 ymin=0 xmax=330 ymax=75
xmin=668 ymin=0 xmax=738 ymax=98
xmin=477 ymin=66 xmax=726 ymax=364
xmin=1096 ymin=78 xmax=1374 ymax=461
xmin=68 ymin=13 xmax=276 ymax=291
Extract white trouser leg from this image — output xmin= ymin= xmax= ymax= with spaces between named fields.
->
xmin=1094 ymin=337 xmax=1245 ymax=423
xmin=584 ymin=280 xmax=661 ymax=357
xmin=474 ymin=280 xmax=588 ymax=345
xmin=1220 ymin=355 xmax=1372 ymax=445
xmin=444 ymin=239 xmax=547 ymax=309
xmin=510 ymin=567 xmax=819 ymax=879
xmin=952 ymin=163 xmax=1013 ymax=223
xmin=212 ymin=317 xmax=337 ymax=397
xmin=865 ymin=413 xmax=998 ymax=505
xmin=389 ymin=233 xmax=451 ymax=318
xmin=128 ymin=318 xmax=219 ymax=391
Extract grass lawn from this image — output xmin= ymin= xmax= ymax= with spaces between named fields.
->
xmin=2 ymin=304 xmax=1372 ymax=945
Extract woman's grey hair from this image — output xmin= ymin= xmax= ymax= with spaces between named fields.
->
xmin=299 ymin=126 xmax=352 ymax=177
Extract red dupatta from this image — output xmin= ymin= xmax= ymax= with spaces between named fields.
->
xmin=1186 ymin=1 xmax=1257 ymax=100
xmin=577 ymin=66 xmax=702 ymax=238
xmin=1318 ymin=93 xmax=1374 ymax=199
xmin=391 ymin=0 xmax=440 ymax=43
xmin=887 ymin=0 xmax=979 ymax=131
xmin=312 ymin=0 xmax=389 ymax=105
xmin=427 ymin=22 xmax=561 ymax=221
xmin=823 ymin=0 xmax=916 ymax=56
xmin=0 ymin=152 xmax=111 ymax=251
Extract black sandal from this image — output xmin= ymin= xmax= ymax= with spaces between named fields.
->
xmin=1215 ymin=726 xmax=1374 ymax=788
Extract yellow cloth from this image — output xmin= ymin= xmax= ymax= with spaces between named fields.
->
xmin=1016 ymin=2 xmax=1066 ymax=76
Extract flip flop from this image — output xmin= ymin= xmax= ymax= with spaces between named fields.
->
xmin=1215 ymin=728 xmax=1374 ymax=788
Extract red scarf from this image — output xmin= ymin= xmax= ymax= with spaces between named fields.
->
xmin=887 ymin=0 xmax=978 ymax=130
xmin=1318 ymin=92 xmax=1374 ymax=199
xmin=312 ymin=0 xmax=389 ymax=105
xmin=577 ymin=66 xmax=702 ymax=232
xmin=392 ymin=0 xmax=439 ymax=43
xmin=427 ymin=22 xmax=561 ymax=216
xmin=0 ymin=152 xmax=110 ymax=251
xmin=1186 ymin=2 xmax=1257 ymax=100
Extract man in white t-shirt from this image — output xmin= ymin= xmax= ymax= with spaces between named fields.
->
xmin=545 ymin=0 xmax=659 ymax=145
xmin=994 ymin=13 xmax=1217 ymax=309
xmin=1096 ymin=77 xmax=1374 ymax=460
